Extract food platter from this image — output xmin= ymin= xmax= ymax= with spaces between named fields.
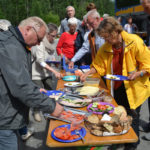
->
xmin=87 ymin=102 xmax=115 ymax=115
xmin=84 ymin=112 xmax=132 ymax=137
xmin=44 ymin=107 xmax=91 ymax=123
xmin=64 ymin=82 xmax=84 ymax=87
xmin=59 ymin=95 xmax=91 ymax=107
xmin=104 ymin=74 xmax=128 ymax=81
xmin=51 ymin=124 xmax=86 ymax=143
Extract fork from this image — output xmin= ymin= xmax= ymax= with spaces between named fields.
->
xmin=75 ymin=130 xmax=85 ymax=143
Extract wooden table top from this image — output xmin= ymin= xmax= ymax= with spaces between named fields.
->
xmin=46 ymin=76 xmax=138 ymax=147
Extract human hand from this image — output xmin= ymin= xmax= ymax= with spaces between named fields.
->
xmin=80 ymin=73 xmax=89 ymax=82
xmin=65 ymin=57 xmax=70 ymax=64
xmin=51 ymin=102 xmax=64 ymax=117
xmin=68 ymin=61 xmax=74 ymax=69
xmin=54 ymin=71 xmax=63 ymax=79
xmin=60 ymin=53 xmax=64 ymax=59
xmin=39 ymin=88 xmax=47 ymax=93
xmin=128 ymin=71 xmax=141 ymax=80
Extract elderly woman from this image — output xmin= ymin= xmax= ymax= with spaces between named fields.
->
xmin=32 ymin=23 xmax=62 ymax=122
xmin=81 ymin=17 xmax=150 ymax=150
xmin=56 ymin=17 xmax=78 ymax=63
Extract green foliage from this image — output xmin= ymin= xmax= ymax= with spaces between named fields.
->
xmin=43 ymin=11 xmax=60 ymax=25
xmin=30 ymin=0 xmax=43 ymax=17
xmin=0 ymin=0 xmax=115 ymax=25
xmin=0 ymin=8 xmax=5 ymax=19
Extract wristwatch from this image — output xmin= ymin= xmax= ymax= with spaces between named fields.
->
xmin=140 ymin=71 xmax=144 ymax=77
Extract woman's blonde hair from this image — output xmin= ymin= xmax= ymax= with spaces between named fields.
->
xmin=96 ymin=17 xmax=123 ymax=36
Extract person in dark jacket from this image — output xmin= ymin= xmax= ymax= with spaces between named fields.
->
xmin=75 ymin=15 xmax=93 ymax=66
xmin=0 ymin=16 xmax=64 ymax=150
xmin=0 ymin=19 xmax=35 ymax=141
xmin=59 ymin=6 xmax=81 ymax=35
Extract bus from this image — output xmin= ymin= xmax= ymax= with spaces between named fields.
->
xmin=115 ymin=0 xmax=147 ymax=32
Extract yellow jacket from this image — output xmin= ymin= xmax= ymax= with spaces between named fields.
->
xmin=92 ymin=31 xmax=150 ymax=109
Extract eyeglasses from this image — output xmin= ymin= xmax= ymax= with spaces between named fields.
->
xmin=32 ymin=26 xmax=42 ymax=43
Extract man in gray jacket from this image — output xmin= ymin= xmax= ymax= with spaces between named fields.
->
xmin=59 ymin=6 xmax=81 ymax=35
xmin=0 ymin=16 xmax=63 ymax=150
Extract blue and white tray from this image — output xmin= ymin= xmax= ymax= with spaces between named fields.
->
xmin=104 ymin=74 xmax=128 ymax=81
xmin=42 ymin=90 xmax=65 ymax=97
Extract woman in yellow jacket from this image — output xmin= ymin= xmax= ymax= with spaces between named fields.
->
xmin=81 ymin=17 xmax=150 ymax=150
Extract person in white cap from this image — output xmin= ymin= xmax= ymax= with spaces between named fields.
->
xmin=57 ymin=17 xmax=78 ymax=64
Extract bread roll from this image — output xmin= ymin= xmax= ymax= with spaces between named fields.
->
xmin=113 ymin=105 xmax=127 ymax=116
xmin=91 ymin=130 xmax=103 ymax=136
xmin=87 ymin=115 xmax=99 ymax=124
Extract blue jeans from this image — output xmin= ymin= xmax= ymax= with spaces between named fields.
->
xmin=0 ymin=130 xmax=18 ymax=150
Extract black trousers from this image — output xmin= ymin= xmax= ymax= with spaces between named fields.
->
xmin=114 ymin=83 xmax=141 ymax=148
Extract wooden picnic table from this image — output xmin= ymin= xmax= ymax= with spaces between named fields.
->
xmin=46 ymin=74 xmax=138 ymax=148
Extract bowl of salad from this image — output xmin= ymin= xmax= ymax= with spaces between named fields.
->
xmin=87 ymin=102 xmax=114 ymax=115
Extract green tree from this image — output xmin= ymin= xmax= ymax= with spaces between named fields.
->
xmin=0 ymin=8 xmax=5 ymax=19
xmin=43 ymin=11 xmax=60 ymax=25
xmin=0 ymin=0 xmax=115 ymax=25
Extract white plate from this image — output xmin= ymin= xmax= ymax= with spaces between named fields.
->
xmin=64 ymin=82 xmax=83 ymax=87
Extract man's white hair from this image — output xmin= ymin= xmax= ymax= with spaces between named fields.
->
xmin=68 ymin=17 xmax=77 ymax=25
xmin=0 ymin=19 xmax=11 ymax=31
xmin=19 ymin=16 xmax=48 ymax=32
xmin=66 ymin=6 xmax=75 ymax=12
xmin=86 ymin=9 xmax=100 ymax=19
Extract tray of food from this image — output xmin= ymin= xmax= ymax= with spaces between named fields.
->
xmin=104 ymin=74 xmax=128 ymax=81
xmin=44 ymin=107 xmax=91 ymax=123
xmin=51 ymin=124 xmax=86 ymax=142
xmin=84 ymin=105 xmax=132 ymax=136
xmin=58 ymin=94 xmax=92 ymax=107
xmin=87 ymin=102 xmax=114 ymax=115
